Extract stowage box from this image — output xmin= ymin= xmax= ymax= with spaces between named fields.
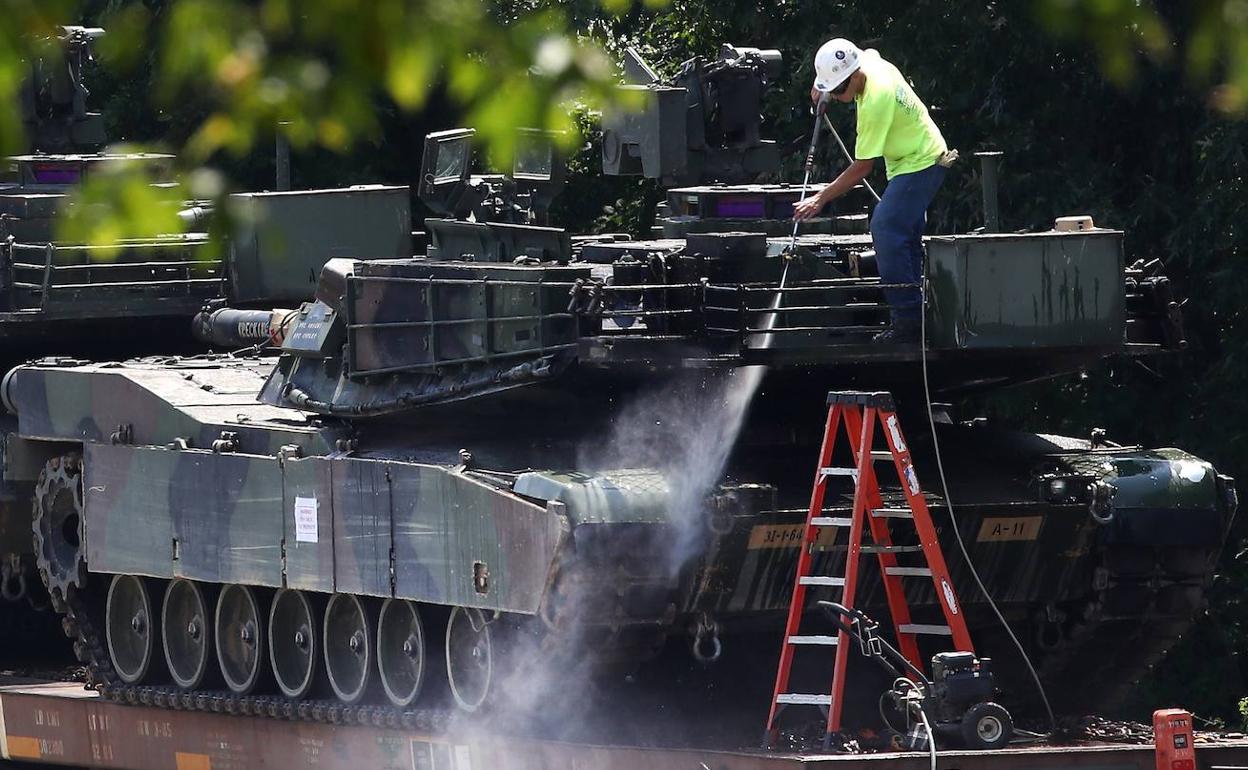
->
xmin=926 ymin=230 xmax=1125 ymax=350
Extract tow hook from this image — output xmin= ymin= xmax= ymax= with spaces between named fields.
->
xmin=1 ymin=556 xmax=25 ymax=603
xmin=1089 ymin=480 xmax=1115 ymax=525
xmin=1035 ymin=603 xmax=1066 ymax=651
xmin=691 ymin=612 xmax=722 ymax=664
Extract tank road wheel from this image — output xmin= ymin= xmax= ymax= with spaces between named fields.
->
xmin=445 ymin=606 xmax=492 ymax=712
xmin=32 ymin=454 xmax=86 ymax=609
xmin=323 ymin=593 xmax=375 ymax=704
xmin=269 ymin=589 xmax=321 ymax=699
xmin=377 ymin=599 xmax=426 ymax=707
xmin=106 ymin=575 xmax=160 ymax=684
xmin=215 ymin=584 xmax=264 ymax=694
xmin=161 ymin=579 xmax=213 ymax=689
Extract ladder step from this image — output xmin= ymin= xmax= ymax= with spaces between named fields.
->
xmin=899 ymin=624 xmax=953 ymax=636
xmin=788 ymin=635 xmax=839 ymax=646
xmin=861 ymin=544 xmax=924 ymax=554
xmin=799 ymin=576 xmax=846 ymax=587
xmin=811 ymin=516 xmax=852 ymax=527
xmin=776 ymin=693 xmax=833 ymax=706
xmin=870 ymin=450 xmax=894 ymax=460
xmin=884 ymin=566 xmax=932 ymax=577
xmin=820 ymin=467 xmax=859 ymax=479
xmin=871 ymin=508 xmax=914 ymax=519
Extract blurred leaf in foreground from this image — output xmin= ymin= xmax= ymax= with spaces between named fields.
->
xmin=1035 ymin=0 xmax=1248 ymax=115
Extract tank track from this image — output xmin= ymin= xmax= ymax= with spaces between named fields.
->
xmin=59 ymin=583 xmax=455 ymax=731
xmin=93 ymin=682 xmax=454 ymax=731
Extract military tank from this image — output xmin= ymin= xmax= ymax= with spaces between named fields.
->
xmin=0 ymin=26 xmax=413 ymax=618
xmin=0 ymin=43 xmax=1233 ymax=726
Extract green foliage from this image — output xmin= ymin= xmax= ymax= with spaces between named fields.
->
xmin=88 ymin=0 xmax=623 ymax=164
xmin=0 ymin=1 xmax=80 ymax=152
xmin=553 ymin=107 xmax=660 ymax=236
xmin=15 ymin=0 xmax=635 ymax=250
xmin=53 ymin=152 xmax=183 ymax=254
xmin=1036 ymin=0 xmax=1248 ymax=113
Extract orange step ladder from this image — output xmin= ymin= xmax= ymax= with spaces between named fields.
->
xmin=764 ymin=390 xmax=973 ymax=747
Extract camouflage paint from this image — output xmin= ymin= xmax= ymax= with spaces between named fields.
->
xmin=228 ymin=186 xmax=411 ymax=304
xmin=280 ymin=455 xmax=336 ymax=593
xmin=1068 ymin=447 xmax=1227 ymax=547
xmin=345 ymin=260 xmax=586 ymax=376
xmin=84 ymin=445 xmax=284 ymax=586
xmin=390 ymin=463 xmax=565 ymax=613
xmin=79 ymin=442 xmax=566 ymax=614
xmin=926 ymin=231 xmax=1126 ymax=349
xmin=5 ymin=360 xmax=335 ymax=457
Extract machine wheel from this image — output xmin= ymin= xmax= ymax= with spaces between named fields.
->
xmin=161 ymin=579 xmax=212 ymax=689
xmin=961 ymin=702 xmax=1013 ymax=750
xmin=106 ymin=575 xmax=160 ymax=684
xmin=215 ymin=584 xmax=264 ymax=694
xmin=32 ymin=454 xmax=86 ymax=609
xmin=377 ymin=599 xmax=426 ymax=707
xmin=445 ymin=606 xmax=492 ymax=712
xmin=269 ymin=589 xmax=320 ymax=699
xmin=323 ymin=593 xmax=374 ymax=704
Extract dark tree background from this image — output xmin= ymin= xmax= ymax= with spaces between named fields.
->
xmin=72 ymin=0 xmax=1248 ymax=723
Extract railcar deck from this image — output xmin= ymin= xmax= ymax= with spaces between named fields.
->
xmin=1 ymin=679 xmax=1246 ymax=770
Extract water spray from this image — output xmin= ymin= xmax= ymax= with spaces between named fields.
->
xmin=588 ymin=94 xmax=837 ymax=661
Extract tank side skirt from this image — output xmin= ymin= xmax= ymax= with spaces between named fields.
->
xmin=80 ymin=443 xmax=563 ymax=615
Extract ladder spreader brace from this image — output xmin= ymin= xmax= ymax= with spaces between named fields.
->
xmin=763 ymin=390 xmax=973 ymax=748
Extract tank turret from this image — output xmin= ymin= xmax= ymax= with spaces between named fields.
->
xmin=20 ymin=25 xmax=107 ymax=154
xmin=259 ymin=126 xmax=1181 ymax=417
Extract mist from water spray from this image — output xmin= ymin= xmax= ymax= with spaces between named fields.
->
xmin=445 ymin=278 xmax=791 ymax=748
xmin=455 ymin=103 xmax=819 ymax=745
xmin=584 ymin=263 xmax=791 ymax=573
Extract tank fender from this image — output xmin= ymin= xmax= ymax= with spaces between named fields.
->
xmin=1094 ymin=449 xmax=1227 ymax=547
xmin=513 ymin=468 xmax=671 ymax=526
xmin=1 ymin=364 xmax=29 ymax=415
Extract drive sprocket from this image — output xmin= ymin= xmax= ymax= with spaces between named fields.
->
xmin=32 ymin=453 xmax=86 ymax=611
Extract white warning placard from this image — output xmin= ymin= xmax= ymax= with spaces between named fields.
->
xmin=294 ymin=496 xmax=319 ymax=543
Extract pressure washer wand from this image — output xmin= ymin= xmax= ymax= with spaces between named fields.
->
xmin=785 ymin=91 xmax=831 ymax=256
xmin=760 ymin=93 xmax=831 ymax=350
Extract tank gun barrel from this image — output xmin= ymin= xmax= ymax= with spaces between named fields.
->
xmin=192 ymin=306 xmax=297 ymax=349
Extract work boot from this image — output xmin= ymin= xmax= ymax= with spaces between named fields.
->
xmin=872 ymin=318 xmax=920 ymax=344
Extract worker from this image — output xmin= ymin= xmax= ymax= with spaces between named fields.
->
xmin=793 ymin=39 xmax=953 ymax=343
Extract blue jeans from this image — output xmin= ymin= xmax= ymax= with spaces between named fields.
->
xmin=870 ymin=163 xmax=946 ymax=321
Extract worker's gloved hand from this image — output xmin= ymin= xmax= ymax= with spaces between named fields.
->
xmin=793 ymin=192 xmax=826 ymax=221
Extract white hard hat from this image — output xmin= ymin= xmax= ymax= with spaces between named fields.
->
xmin=813 ymin=38 xmax=862 ymax=92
